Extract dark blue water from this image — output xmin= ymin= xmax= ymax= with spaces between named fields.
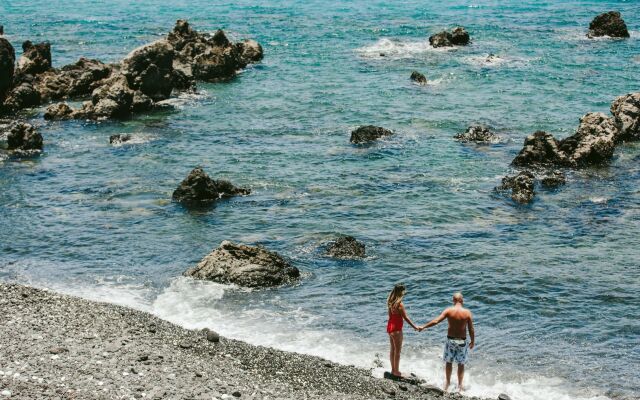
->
xmin=1 ymin=1 xmax=639 ymax=399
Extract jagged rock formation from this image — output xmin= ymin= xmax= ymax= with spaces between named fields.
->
xmin=172 ymin=167 xmax=250 ymax=207
xmin=350 ymin=125 xmax=394 ymax=144
xmin=429 ymin=27 xmax=470 ymax=48
xmin=587 ymin=11 xmax=630 ymax=38
xmin=410 ymin=71 xmax=427 ymax=85
xmin=454 ymin=125 xmax=498 ymax=143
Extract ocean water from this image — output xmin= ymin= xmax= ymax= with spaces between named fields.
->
xmin=1 ymin=1 xmax=639 ymax=399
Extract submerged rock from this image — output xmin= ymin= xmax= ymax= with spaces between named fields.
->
xmin=610 ymin=92 xmax=640 ymax=141
xmin=587 ymin=11 xmax=629 ymax=38
xmin=15 ymin=41 xmax=52 ymax=76
xmin=325 ymin=236 xmax=366 ymax=259
xmin=410 ymin=71 xmax=427 ymax=85
xmin=496 ymin=171 xmax=535 ymax=204
xmin=109 ymin=134 xmax=132 ymax=145
xmin=559 ymin=112 xmax=617 ymax=166
xmin=429 ymin=27 xmax=470 ymax=48
xmin=350 ymin=125 xmax=394 ymax=144
xmin=172 ymin=167 xmax=250 ymax=206
xmin=541 ymin=171 xmax=566 ymax=188
xmin=512 ymin=131 xmax=570 ymax=167
xmin=454 ymin=125 xmax=498 ymax=143
xmin=6 ymin=122 xmax=42 ymax=152
xmin=184 ymin=241 xmax=300 ymax=288
xmin=0 ymin=38 xmax=15 ymax=102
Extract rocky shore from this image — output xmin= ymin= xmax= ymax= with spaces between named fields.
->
xmin=0 ymin=283 xmax=486 ymax=400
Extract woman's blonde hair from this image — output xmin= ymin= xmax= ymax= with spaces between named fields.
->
xmin=387 ymin=283 xmax=406 ymax=311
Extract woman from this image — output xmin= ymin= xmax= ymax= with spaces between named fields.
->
xmin=387 ymin=283 xmax=420 ymax=377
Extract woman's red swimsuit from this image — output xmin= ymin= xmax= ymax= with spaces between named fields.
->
xmin=387 ymin=310 xmax=403 ymax=333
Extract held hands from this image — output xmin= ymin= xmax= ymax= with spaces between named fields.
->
xmin=414 ymin=325 xmax=427 ymax=332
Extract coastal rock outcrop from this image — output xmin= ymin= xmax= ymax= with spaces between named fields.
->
xmin=184 ymin=241 xmax=300 ymax=288
xmin=172 ymin=167 xmax=250 ymax=206
xmin=610 ymin=92 xmax=640 ymax=140
xmin=496 ymin=171 xmax=535 ymax=204
xmin=587 ymin=11 xmax=630 ymax=38
xmin=350 ymin=125 xmax=394 ymax=144
xmin=5 ymin=122 xmax=42 ymax=153
xmin=559 ymin=112 xmax=618 ymax=166
xmin=429 ymin=27 xmax=470 ymax=48
xmin=0 ymin=38 xmax=15 ymax=102
xmin=3 ymin=81 xmax=41 ymax=111
xmin=410 ymin=71 xmax=427 ymax=85
xmin=15 ymin=41 xmax=52 ymax=76
xmin=121 ymin=40 xmax=175 ymax=101
xmin=325 ymin=236 xmax=366 ymax=259
xmin=0 ymin=20 xmax=263 ymax=119
xmin=36 ymin=58 xmax=113 ymax=101
xmin=44 ymin=102 xmax=73 ymax=120
xmin=454 ymin=125 xmax=498 ymax=143
xmin=512 ymin=131 xmax=570 ymax=167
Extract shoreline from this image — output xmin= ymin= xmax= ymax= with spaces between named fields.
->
xmin=0 ymin=283 xmax=483 ymax=400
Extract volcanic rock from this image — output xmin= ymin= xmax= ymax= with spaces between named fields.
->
xmin=587 ymin=11 xmax=630 ymax=38
xmin=429 ymin=27 xmax=470 ymax=48
xmin=172 ymin=167 xmax=250 ymax=206
xmin=36 ymin=58 xmax=112 ymax=101
xmin=238 ymin=39 xmax=264 ymax=64
xmin=44 ymin=102 xmax=73 ymax=120
xmin=496 ymin=171 xmax=535 ymax=204
xmin=0 ymin=38 xmax=15 ymax=101
xmin=184 ymin=241 xmax=300 ymax=288
xmin=121 ymin=40 xmax=175 ymax=101
xmin=558 ymin=112 xmax=618 ymax=166
xmin=109 ymin=134 xmax=132 ymax=145
xmin=454 ymin=125 xmax=498 ymax=143
xmin=410 ymin=71 xmax=427 ymax=85
xmin=3 ymin=81 xmax=41 ymax=111
xmin=450 ymin=27 xmax=471 ymax=45
xmin=541 ymin=171 xmax=566 ymax=188
xmin=610 ymin=92 xmax=640 ymax=141
xmin=15 ymin=41 xmax=52 ymax=76
xmin=6 ymin=122 xmax=42 ymax=152
xmin=512 ymin=131 xmax=570 ymax=167
xmin=73 ymin=73 xmax=135 ymax=119
xmin=350 ymin=125 xmax=394 ymax=144
xmin=325 ymin=236 xmax=366 ymax=259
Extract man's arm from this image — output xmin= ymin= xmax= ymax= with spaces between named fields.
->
xmin=468 ymin=312 xmax=475 ymax=349
xmin=420 ymin=309 xmax=448 ymax=330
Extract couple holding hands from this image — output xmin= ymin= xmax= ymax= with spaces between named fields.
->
xmin=386 ymin=283 xmax=475 ymax=392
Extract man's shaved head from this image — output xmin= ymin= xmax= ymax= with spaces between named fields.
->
xmin=453 ymin=292 xmax=464 ymax=304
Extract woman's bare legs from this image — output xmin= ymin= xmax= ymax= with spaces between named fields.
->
xmin=389 ymin=331 xmax=403 ymax=376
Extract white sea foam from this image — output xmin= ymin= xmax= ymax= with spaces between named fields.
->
xmin=356 ymin=38 xmax=455 ymax=59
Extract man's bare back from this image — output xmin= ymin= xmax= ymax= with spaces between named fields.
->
xmin=444 ymin=305 xmax=472 ymax=339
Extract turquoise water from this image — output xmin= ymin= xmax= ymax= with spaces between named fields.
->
xmin=1 ymin=1 xmax=639 ymax=399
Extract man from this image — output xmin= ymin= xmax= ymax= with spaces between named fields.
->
xmin=420 ymin=292 xmax=475 ymax=392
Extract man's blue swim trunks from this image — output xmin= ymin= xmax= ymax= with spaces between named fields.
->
xmin=443 ymin=337 xmax=469 ymax=364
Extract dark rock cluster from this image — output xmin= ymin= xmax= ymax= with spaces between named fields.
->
xmin=350 ymin=125 xmax=394 ymax=144
xmin=587 ymin=11 xmax=630 ymax=38
xmin=0 ymin=21 xmax=263 ymax=120
xmin=5 ymin=121 xmax=43 ymax=153
xmin=172 ymin=167 xmax=250 ymax=207
xmin=454 ymin=125 xmax=498 ymax=143
xmin=429 ymin=27 xmax=470 ymax=48
xmin=183 ymin=241 xmax=300 ymax=288
xmin=500 ymin=92 xmax=640 ymax=204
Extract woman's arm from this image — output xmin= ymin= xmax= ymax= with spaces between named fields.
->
xmin=399 ymin=304 xmax=419 ymax=330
